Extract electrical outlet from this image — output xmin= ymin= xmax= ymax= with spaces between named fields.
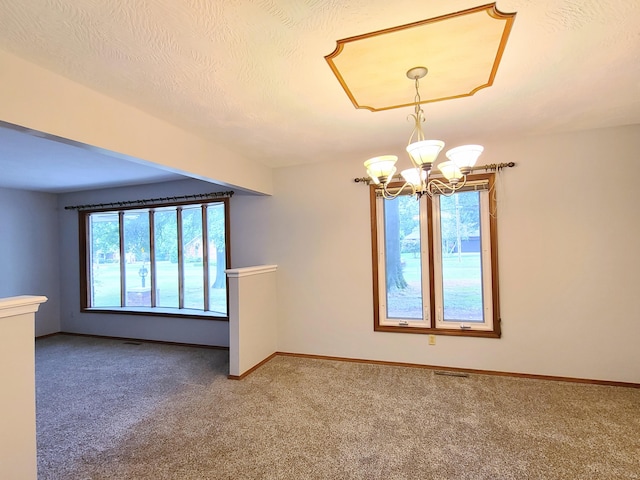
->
xmin=428 ymin=335 xmax=436 ymax=346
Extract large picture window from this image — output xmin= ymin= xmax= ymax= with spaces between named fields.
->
xmin=371 ymin=173 xmax=500 ymax=337
xmin=80 ymin=198 xmax=230 ymax=319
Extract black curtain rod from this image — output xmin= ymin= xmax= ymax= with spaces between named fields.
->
xmin=64 ymin=191 xmax=234 ymax=211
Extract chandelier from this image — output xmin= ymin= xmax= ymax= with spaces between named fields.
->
xmin=363 ymin=66 xmax=484 ymax=199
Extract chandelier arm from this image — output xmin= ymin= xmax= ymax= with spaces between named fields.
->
xmin=426 ymin=176 xmax=467 ymax=197
xmin=379 ymin=181 xmax=416 ymax=199
xmin=407 ymin=112 xmax=426 ymax=145
xmin=426 ymin=179 xmax=449 ymax=196
xmin=407 ymin=113 xmax=418 ymax=145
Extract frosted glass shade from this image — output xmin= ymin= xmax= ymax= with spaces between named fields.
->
xmin=445 ymin=144 xmax=484 ymax=171
xmin=406 ymin=140 xmax=445 ymax=166
xmin=438 ymin=161 xmax=463 ymax=181
xmin=401 ymin=168 xmax=427 ymax=187
xmin=366 ymin=170 xmax=381 ymax=184
xmin=364 ymin=155 xmax=398 ymax=180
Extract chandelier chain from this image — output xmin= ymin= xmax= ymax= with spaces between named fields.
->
xmin=408 ymin=75 xmax=426 ymax=145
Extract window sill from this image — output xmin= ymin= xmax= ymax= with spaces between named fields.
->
xmin=375 ymin=324 xmax=501 ymax=338
xmin=82 ymin=307 xmax=228 ymax=321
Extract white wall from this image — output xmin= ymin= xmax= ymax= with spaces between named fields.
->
xmin=57 ymin=178 xmax=258 ymax=347
xmin=227 ymin=266 xmax=278 ymax=377
xmin=0 ymin=48 xmax=273 ymax=195
xmin=255 ymin=124 xmax=640 ymax=384
xmin=0 ymin=188 xmax=60 ymax=335
xmin=229 ymin=194 xmax=276 ymax=268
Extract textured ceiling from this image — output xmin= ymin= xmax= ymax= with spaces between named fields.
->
xmin=0 ymin=0 xmax=639 ymax=174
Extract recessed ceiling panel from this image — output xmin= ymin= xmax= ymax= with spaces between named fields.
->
xmin=325 ymin=3 xmax=516 ymax=111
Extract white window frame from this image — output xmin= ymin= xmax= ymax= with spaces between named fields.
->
xmin=375 ymin=193 xmax=431 ymax=328
xmin=370 ymin=173 xmax=501 ymax=338
xmin=432 ymin=187 xmax=494 ymax=331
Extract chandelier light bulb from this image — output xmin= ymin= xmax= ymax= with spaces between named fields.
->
xmin=364 ymin=155 xmax=398 ymax=184
xmin=406 ymin=140 xmax=445 ymax=167
xmin=400 ymin=168 xmax=427 ymax=187
xmin=437 ymin=161 xmax=463 ymax=184
xmin=445 ymin=145 xmax=484 ymax=175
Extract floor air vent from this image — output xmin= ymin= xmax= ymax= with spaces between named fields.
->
xmin=434 ymin=371 xmax=469 ymax=378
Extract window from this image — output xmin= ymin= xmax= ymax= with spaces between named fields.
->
xmin=79 ymin=198 xmax=230 ymax=319
xmin=371 ymin=173 xmax=500 ymax=337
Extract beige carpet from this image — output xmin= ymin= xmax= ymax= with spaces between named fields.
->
xmin=36 ymin=334 xmax=639 ymax=479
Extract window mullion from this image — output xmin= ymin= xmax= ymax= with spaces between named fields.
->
xmin=118 ymin=211 xmax=126 ymax=307
xmin=149 ymin=210 xmax=157 ymax=307
xmin=84 ymin=214 xmax=93 ymax=308
xmin=201 ymin=205 xmax=210 ymax=311
xmin=431 ymin=196 xmax=445 ymax=327
xmin=177 ymin=207 xmax=184 ymax=309
xmin=419 ymin=194 xmax=432 ymax=325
